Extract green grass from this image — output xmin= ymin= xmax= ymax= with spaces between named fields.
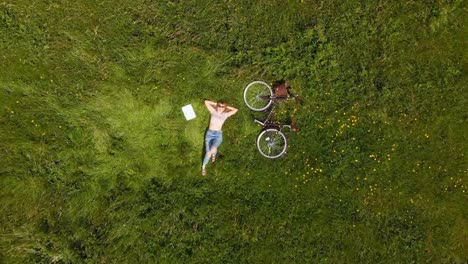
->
xmin=1 ymin=0 xmax=467 ymax=263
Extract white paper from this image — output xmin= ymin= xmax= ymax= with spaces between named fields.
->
xmin=182 ymin=104 xmax=196 ymax=120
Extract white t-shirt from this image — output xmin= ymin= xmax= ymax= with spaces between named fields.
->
xmin=209 ymin=110 xmax=229 ymax=131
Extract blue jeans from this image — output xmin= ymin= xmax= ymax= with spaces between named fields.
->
xmin=203 ymin=130 xmax=223 ymax=165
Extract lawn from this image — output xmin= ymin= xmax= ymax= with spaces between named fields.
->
xmin=1 ymin=0 xmax=467 ymax=263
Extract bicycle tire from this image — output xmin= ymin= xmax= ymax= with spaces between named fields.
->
xmin=256 ymin=128 xmax=287 ymax=159
xmin=243 ymin=81 xmax=273 ymax=111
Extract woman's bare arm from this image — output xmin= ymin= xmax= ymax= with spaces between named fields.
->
xmin=226 ymin=105 xmax=238 ymax=116
xmin=204 ymin=100 xmax=216 ymax=112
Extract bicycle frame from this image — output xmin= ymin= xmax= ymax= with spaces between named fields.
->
xmin=253 ymin=100 xmax=295 ymax=132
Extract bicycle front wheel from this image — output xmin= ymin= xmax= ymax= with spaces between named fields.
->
xmin=256 ymin=128 xmax=287 ymax=159
xmin=243 ymin=81 xmax=273 ymax=111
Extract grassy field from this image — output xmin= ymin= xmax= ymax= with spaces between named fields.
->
xmin=1 ymin=0 xmax=467 ymax=263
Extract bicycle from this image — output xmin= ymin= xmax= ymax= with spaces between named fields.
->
xmin=243 ymin=80 xmax=300 ymax=159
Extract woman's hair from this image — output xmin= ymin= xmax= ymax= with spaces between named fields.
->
xmin=216 ymin=101 xmax=226 ymax=112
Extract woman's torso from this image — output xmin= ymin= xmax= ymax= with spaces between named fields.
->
xmin=209 ymin=111 xmax=229 ymax=131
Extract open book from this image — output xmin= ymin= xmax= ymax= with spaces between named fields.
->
xmin=182 ymin=104 xmax=196 ymax=121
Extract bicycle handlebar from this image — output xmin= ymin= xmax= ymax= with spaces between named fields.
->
xmin=254 ymin=119 xmax=265 ymax=126
xmin=254 ymin=118 xmax=297 ymax=132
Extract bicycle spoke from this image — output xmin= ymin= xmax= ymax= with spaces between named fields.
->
xmin=247 ymin=85 xmax=268 ymax=108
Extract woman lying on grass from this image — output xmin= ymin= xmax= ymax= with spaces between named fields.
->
xmin=202 ymin=100 xmax=238 ymax=176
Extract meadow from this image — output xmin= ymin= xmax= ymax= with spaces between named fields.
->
xmin=1 ymin=0 xmax=467 ymax=263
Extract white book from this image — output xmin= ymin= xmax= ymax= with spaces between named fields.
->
xmin=182 ymin=104 xmax=196 ymax=121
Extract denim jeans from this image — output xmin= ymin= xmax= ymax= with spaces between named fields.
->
xmin=203 ymin=130 xmax=223 ymax=165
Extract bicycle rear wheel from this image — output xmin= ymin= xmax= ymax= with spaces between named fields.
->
xmin=256 ymin=128 xmax=287 ymax=159
xmin=243 ymin=81 xmax=273 ymax=111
